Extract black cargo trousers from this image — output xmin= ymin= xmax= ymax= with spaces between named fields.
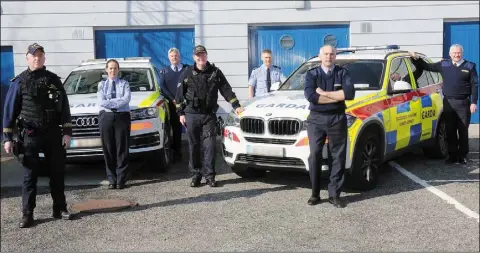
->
xmin=185 ymin=112 xmax=217 ymax=181
xmin=19 ymin=126 xmax=67 ymax=215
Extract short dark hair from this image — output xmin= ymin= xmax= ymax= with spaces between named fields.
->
xmin=105 ymin=59 xmax=120 ymax=69
xmin=262 ymin=49 xmax=272 ymax=55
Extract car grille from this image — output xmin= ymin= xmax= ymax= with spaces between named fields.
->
xmin=268 ymin=119 xmax=301 ymax=136
xmin=237 ymin=154 xmax=305 ymax=167
xmin=240 ymin=118 xmax=264 ymax=134
xmin=244 ymin=137 xmax=296 ymax=145
xmin=71 ymin=115 xmax=100 ymax=138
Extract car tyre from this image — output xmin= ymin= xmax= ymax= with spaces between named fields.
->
xmin=148 ymin=124 xmax=173 ymax=172
xmin=348 ymin=131 xmax=382 ymax=191
xmin=422 ymin=119 xmax=448 ymax=159
xmin=230 ymin=165 xmax=266 ymax=178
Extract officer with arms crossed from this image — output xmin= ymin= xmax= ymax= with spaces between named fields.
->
xmin=304 ymin=44 xmax=355 ymax=208
xmin=176 ymin=45 xmax=244 ymax=187
xmin=98 ymin=59 xmax=132 ymax=189
xmin=409 ymin=44 xmax=478 ymax=165
xmin=3 ymin=43 xmax=73 ymax=228
xmin=248 ymin=49 xmax=286 ymax=98
xmin=160 ymin=48 xmax=189 ymax=161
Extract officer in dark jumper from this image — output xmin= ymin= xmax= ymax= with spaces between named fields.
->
xmin=2 ymin=43 xmax=73 ymax=228
xmin=160 ymin=47 xmax=189 ymax=162
xmin=409 ymin=44 xmax=478 ymax=165
xmin=175 ymin=45 xmax=244 ymax=187
xmin=304 ymin=44 xmax=355 ymax=208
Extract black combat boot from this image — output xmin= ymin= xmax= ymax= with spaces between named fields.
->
xmin=190 ymin=177 xmax=201 ymax=187
xmin=19 ymin=213 xmax=34 ymax=228
xmin=205 ymin=179 xmax=218 ymax=187
xmin=52 ymin=210 xmax=73 ymax=220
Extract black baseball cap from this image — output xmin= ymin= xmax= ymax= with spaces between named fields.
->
xmin=193 ymin=45 xmax=207 ymax=55
xmin=26 ymin=43 xmax=45 ymax=55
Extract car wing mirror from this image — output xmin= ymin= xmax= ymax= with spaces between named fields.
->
xmin=390 ymin=80 xmax=412 ymax=94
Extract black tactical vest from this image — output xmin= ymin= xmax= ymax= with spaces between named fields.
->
xmin=183 ymin=63 xmax=220 ymax=113
xmin=17 ymin=69 xmax=61 ymax=127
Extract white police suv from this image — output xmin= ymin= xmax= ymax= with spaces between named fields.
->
xmin=221 ymin=45 xmax=447 ymax=190
xmin=51 ymin=57 xmax=173 ymax=171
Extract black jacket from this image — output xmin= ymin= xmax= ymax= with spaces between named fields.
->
xmin=175 ymin=62 xmax=241 ymax=115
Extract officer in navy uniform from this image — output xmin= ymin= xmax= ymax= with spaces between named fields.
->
xmin=2 ymin=43 xmax=73 ymax=228
xmin=160 ymin=47 xmax=189 ymax=161
xmin=175 ymin=45 xmax=244 ymax=187
xmin=409 ymin=44 xmax=478 ymax=165
xmin=248 ymin=49 xmax=286 ymax=98
xmin=304 ymin=45 xmax=355 ymax=208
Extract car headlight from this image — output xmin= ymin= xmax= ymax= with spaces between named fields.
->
xmin=131 ymin=107 xmax=158 ymax=121
xmin=346 ymin=114 xmax=357 ymax=127
xmin=225 ymin=110 xmax=240 ymax=127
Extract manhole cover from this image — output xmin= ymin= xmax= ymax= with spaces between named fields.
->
xmin=71 ymin=199 xmax=138 ymax=213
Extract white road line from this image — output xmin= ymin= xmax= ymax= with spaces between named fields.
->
xmin=389 ymin=161 xmax=480 ymax=223
xmin=426 ymin=180 xmax=480 ymax=183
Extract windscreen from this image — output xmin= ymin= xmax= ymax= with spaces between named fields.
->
xmin=64 ymin=68 xmax=155 ymax=95
xmin=278 ymin=59 xmax=385 ymax=91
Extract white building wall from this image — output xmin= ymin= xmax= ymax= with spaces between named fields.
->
xmin=1 ymin=1 xmax=479 ymax=115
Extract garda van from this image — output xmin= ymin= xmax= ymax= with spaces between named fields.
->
xmin=54 ymin=57 xmax=173 ymax=171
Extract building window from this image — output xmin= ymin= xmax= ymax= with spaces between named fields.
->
xmin=280 ymin=35 xmax=294 ymax=50
xmin=323 ymin=34 xmax=337 ymax=47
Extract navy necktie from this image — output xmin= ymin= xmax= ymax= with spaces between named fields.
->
xmin=266 ymin=68 xmax=271 ymax=92
xmin=174 ymin=66 xmax=178 ymax=72
xmin=111 ymin=80 xmax=116 ymax=99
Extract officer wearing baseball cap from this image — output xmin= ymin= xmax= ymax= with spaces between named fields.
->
xmin=3 ymin=42 xmax=74 ymax=228
xmin=175 ymin=45 xmax=244 ymax=187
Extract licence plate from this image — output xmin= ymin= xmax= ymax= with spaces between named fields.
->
xmin=70 ymin=138 xmax=102 ymax=148
xmin=246 ymin=145 xmax=285 ymax=157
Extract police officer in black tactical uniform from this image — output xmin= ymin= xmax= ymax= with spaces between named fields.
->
xmin=175 ymin=45 xmax=244 ymax=187
xmin=304 ymin=45 xmax=355 ymax=208
xmin=2 ymin=43 xmax=73 ymax=228
xmin=409 ymin=44 xmax=478 ymax=165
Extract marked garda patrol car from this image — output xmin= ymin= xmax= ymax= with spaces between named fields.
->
xmin=222 ymin=45 xmax=448 ymax=190
xmin=51 ymin=57 xmax=173 ymax=170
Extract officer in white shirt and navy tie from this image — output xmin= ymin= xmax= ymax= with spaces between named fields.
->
xmin=98 ymin=59 xmax=132 ymax=189
xmin=248 ymin=49 xmax=286 ymax=98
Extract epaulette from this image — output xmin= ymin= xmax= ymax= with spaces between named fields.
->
xmin=273 ymin=65 xmax=281 ymax=70
xmin=46 ymin=70 xmax=61 ymax=80
xmin=465 ymin=61 xmax=475 ymax=69
xmin=252 ymin=66 xmax=261 ymax=71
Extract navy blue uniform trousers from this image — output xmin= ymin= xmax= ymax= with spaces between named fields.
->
xmin=99 ymin=111 xmax=131 ymax=185
xmin=443 ymin=97 xmax=471 ymax=159
xmin=21 ymin=127 xmax=67 ymax=214
xmin=307 ymin=112 xmax=347 ymax=198
xmin=185 ymin=113 xmax=217 ymax=180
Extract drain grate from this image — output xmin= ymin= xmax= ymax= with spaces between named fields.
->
xmin=71 ymin=199 xmax=138 ymax=213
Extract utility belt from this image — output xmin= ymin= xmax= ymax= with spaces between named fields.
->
xmin=185 ymin=98 xmax=217 ymax=113
xmin=17 ymin=115 xmax=60 ymax=137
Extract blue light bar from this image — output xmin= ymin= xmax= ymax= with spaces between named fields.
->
xmin=336 ymin=45 xmax=400 ymax=53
